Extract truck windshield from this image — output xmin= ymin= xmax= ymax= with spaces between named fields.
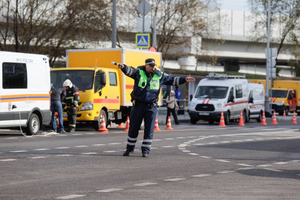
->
xmin=51 ymin=70 xmax=95 ymax=91
xmin=195 ymin=86 xmax=228 ymax=99
xmin=271 ymin=90 xmax=287 ymax=98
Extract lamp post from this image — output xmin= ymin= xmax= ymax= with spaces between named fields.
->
xmin=112 ymin=0 xmax=117 ymax=48
xmin=265 ymin=0 xmax=271 ymax=116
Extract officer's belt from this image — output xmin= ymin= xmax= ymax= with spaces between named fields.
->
xmin=133 ymin=100 xmax=157 ymax=108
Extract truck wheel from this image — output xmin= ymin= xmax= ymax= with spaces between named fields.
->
xmin=26 ymin=114 xmax=40 ymax=135
xmin=92 ymin=109 xmax=107 ymax=131
xmin=224 ymin=112 xmax=230 ymax=125
xmin=190 ymin=118 xmax=197 ymax=124
xmin=285 ymin=108 xmax=289 ymax=116
xmin=257 ymin=111 xmax=262 ymax=122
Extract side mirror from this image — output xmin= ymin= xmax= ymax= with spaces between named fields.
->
xmin=100 ymin=71 xmax=106 ymax=86
xmin=189 ymin=94 xmax=193 ymax=101
xmin=249 ymin=97 xmax=254 ymax=104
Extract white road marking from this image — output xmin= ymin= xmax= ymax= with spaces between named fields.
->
xmin=29 ymin=156 xmax=49 ymax=159
xmin=181 ymin=150 xmax=191 ymax=153
xmin=97 ymin=188 xmax=123 ymax=193
xmin=200 ymin=156 xmax=211 ymax=159
xmin=257 ymin=164 xmax=272 ymax=168
xmin=238 ymin=164 xmax=253 ymax=167
xmin=56 ymin=194 xmax=85 ymax=199
xmin=189 ymin=153 xmax=199 ymax=156
xmin=164 ymin=178 xmax=186 ymax=182
xmin=176 ymin=137 xmax=186 ymax=139
xmin=0 ymin=159 xmax=17 ymax=162
xmin=215 ymin=159 xmax=231 ymax=163
xmin=108 ymin=143 xmax=121 ymax=145
xmin=134 ymin=182 xmax=158 ymax=187
xmin=161 ymin=146 xmax=174 ymax=148
xmin=165 ymin=138 xmax=175 ymax=140
xmin=191 ymin=174 xmax=212 ymax=178
xmin=10 ymin=150 xmax=28 ymax=153
xmin=56 ymin=154 xmax=74 ymax=157
xmin=81 ymin=152 xmax=98 ymax=155
xmin=55 ymin=147 xmax=70 ymax=149
xmin=92 ymin=144 xmax=106 ymax=147
xmin=74 ymin=145 xmax=88 ymax=148
xmin=34 ymin=148 xmax=50 ymax=151
xmin=217 ymin=170 xmax=235 ymax=174
xmin=103 ymin=151 xmax=117 ymax=153
xmin=274 ymin=162 xmax=288 ymax=165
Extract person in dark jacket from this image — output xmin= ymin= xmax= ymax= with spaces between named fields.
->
xmin=117 ymin=58 xmax=195 ymax=157
xmin=50 ymin=87 xmax=66 ymax=133
xmin=62 ymin=79 xmax=80 ymax=132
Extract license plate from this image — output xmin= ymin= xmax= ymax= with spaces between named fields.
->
xmin=199 ymin=112 xmax=209 ymax=116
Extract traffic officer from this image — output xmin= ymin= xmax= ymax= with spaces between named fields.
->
xmin=117 ymin=58 xmax=195 ymax=157
xmin=62 ymin=79 xmax=80 ymax=132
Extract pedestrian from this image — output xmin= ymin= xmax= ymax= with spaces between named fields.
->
xmin=166 ymin=90 xmax=179 ymax=125
xmin=175 ymin=86 xmax=181 ymax=106
xmin=50 ymin=87 xmax=66 ymax=133
xmin=117 ymin=58 xmax=195 ymax=157
xmin=62 ymin=79 xmax=80 ymax=132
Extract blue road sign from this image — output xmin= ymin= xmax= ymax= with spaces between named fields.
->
xmin=136 ymin=33 xmax=150 ymax=48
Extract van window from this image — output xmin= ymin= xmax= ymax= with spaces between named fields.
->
xmin=195 ymin=86 xmax=228 ymax=99
xmin=109 ymin=72 xmax=117 ymax=86
xmin=235 ymin=84 xmax=243 ymax=98
xmin=3 ymin=63 xmax=27 ymax=89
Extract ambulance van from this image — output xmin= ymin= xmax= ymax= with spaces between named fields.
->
xmin=0 ymin=51 xmax=51 ymax=135
xmin=51 ymin=48 xmax=162 ymax=130
xmin=189 ymin=73 xmax=249 ymax=125
xmin=247 ymin=83 xmax=265 ymax=122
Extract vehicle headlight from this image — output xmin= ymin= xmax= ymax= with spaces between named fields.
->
xmin=80 ymin=101 xmax=93 ymax=111
xmin=216 ymin=102 xmax=225 ymax=108
xmin=190 ymin=102 xmax=196 ymax=108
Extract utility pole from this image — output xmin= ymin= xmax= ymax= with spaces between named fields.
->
xmin=265 ymin=0 xmax=271 ymax=116
xmin=112 ymin=0 xmax=117 ymax=48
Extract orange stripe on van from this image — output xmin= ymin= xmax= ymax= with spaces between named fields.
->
xmin=94 ymin=99 xmax=120 ymax=104
xmin=0 ymin=94 xmax=50 ymax=102
xmin=126 ymin=85 xmax=134 ymax=89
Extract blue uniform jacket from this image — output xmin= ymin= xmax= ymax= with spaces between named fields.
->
xmin=121 ymin=65 xmax=186 ymax=103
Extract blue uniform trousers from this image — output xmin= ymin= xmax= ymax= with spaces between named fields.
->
xmin=126 ymin=102 xmax=157 ymax=154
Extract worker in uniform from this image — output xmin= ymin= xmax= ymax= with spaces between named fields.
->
xmin=50 ymin=87 xmax=66 ymax=133
xmin=62 ymin=79 xmax=80 ymax=132
xmin=117 ymin=58 xmax=195 ymax=157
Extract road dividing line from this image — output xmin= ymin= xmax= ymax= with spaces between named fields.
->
xmin=134 ymin=182 xmax=158 ymax=187
xmin=217 ymin=170 xmax=235 ymax=174
xmin=189 ymin=153 xmax=199 ymax=156
xmin=92 ymin=144 xmax=106 ymax=147
xmin=97 ymin=188 xmax=123 ymax=193
xmin=81 ymin=152 xmax=98 ymax=155
xmin=191 ymin=174 xmax=212 ymax=178
xmin=56 ymin=194 xmax=85 ymax=199
xmin=215 ymin=159 xmax=231 ymax=163
xmin=238 ymin=163 xmax=253 ymax=167
xmin=164 ymin=178 xmax=186 ymax=182
xmin=74 ymin=145 xmax=88 ymax=148
xmin=34 ymin=148 xmax=50 ymax=151
xmin=29 ymin=156 xmax=49 ymax=159
xmin=55 ymin=147 xmax=70 ymax=149
xmin=0 ymin=159 xmax=17 ymax=162
xmin=10 ymin=150 xmax=28 ymax=153
xmin=264 ymin=168 xmax=283 ymax=172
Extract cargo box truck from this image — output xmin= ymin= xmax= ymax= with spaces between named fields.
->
xmin=51 ymin=48 xmax=162 ymax=130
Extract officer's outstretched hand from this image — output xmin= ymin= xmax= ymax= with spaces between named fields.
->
xmin=185 ymin=75 xmax=196 ymax=82
xmin=117 ymin=64 xmax=124 ymax=69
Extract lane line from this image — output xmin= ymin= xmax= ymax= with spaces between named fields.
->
xmin=56 ymin=194 xmax=85 ymax=199
xmin=164 ymin=178 xmax=186 ymax=182
xmin=134 ymin=182 xmax=158 ymax=187
xmin=97 ymin=188 xmax=123 ymax=193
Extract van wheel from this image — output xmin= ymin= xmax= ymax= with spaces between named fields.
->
xmin=190 ymin=118 xmax=197 ymax=124
xmin=208 ymin=120 xmax=214 ymax=124
xmin=224 ymin=112 xmax=230 ymax=125
xmin=92 ymin=109 xmax=107 ymax=131
xmin=257 ymin=111 xmax=262 ymax=122
xmin=26 ymin=114 xmax=40 ymax=135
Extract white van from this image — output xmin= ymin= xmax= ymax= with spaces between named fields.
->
xmin=0 ymin=51 xmax=51 ymax=135
xmin=189 ymin=73 xmax=249 ymax=125
xmin=247 ymin=83 xmax=265 ymax=122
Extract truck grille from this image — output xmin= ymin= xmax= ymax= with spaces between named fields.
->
xmin=195 ymin=104 xmax=215 ymax=111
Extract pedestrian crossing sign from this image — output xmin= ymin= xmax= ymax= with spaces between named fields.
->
xmin=136 ymin=33 xmax=150 ymax=48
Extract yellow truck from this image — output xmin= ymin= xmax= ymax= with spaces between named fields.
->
xmin=51 ymin=48 xmax=162 ymax=130
xmin=249 ymin=79 xmax=300 ymax=115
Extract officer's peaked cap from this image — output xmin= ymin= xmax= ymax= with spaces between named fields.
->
xmin=145 ymin=58 xmax=156 ymax=67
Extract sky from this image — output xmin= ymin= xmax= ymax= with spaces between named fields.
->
xmin=220 ymin=0 xmax=249 ymax=11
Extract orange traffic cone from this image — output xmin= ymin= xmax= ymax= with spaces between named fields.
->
xmin=154 ymin=116 xmax=161 ymax=131
xmin=291 ymin=111 xmax=297 ymax=124
xmin=124 ymin=116 xmax=130 ymax=131
xmin=218 ymin=111 xmax=226 ymax=127
xmin=260 ymin=110 xmax=267 ymax=125
xmin=238 ymin=110 xmax=245 ymax=126
xmin=271 ymin=110 xmax=278 ymax=125
xmin=98 ymin=115 xmax=108 ymax=133
xmin=283 ymin=109 xmax=286 ymax=117
xmin=117 ymin=123 xmax=124 ymax=128
xmin=165 ymin=116 xmax=173 ymax=130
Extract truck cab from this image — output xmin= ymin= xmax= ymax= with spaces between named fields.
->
xmin=270 ymin=88 xmax=296 ymax=115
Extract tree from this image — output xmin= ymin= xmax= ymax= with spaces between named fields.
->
xmin=247 ymin=0 xmax=300 ymax=57
xmin=0 ymin=0 xmax=111 ymax=67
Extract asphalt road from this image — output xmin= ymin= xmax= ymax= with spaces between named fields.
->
xmin=0 ymin=120 xmax=299 ymax=200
